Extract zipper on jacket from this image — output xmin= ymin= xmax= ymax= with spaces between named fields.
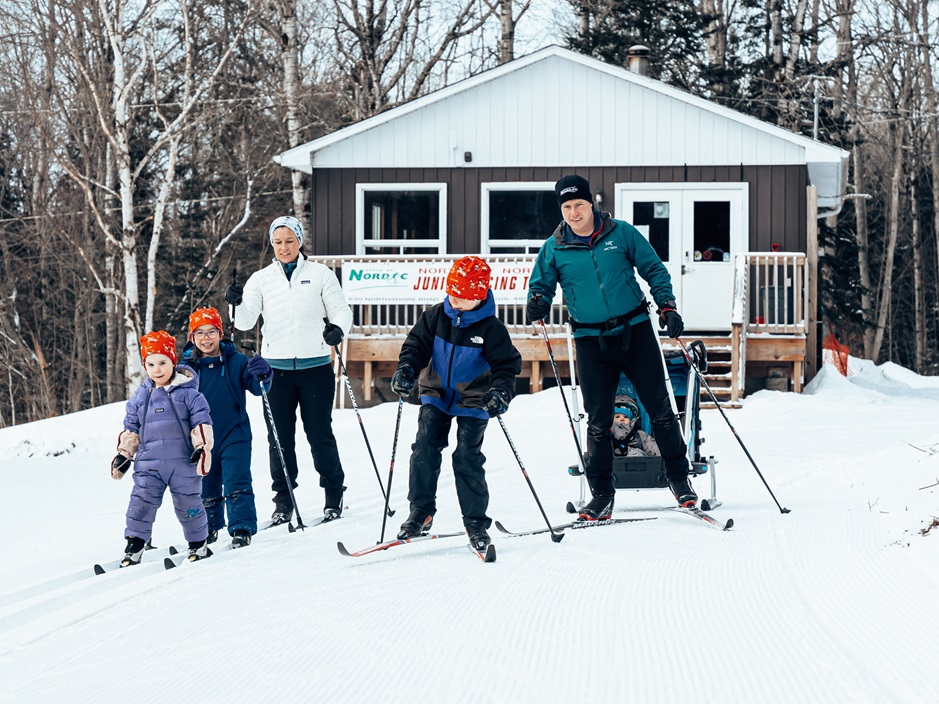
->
xmin=590 ymin=250 xmax=614 ymax=322
xmin=443 ymin=312 xmax=462 ymax=413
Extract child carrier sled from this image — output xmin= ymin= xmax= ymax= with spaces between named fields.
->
xmin=568 ymin=340 xmax=722 ymax=511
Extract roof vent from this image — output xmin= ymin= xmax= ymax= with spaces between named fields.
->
xmin=627 ymin=45 xmax=651 ymax=76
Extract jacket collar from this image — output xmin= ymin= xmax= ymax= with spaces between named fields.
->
xmin=443 ymin=289 xmax=495 ymax=326
xmin=552 ymin=209 xmax=612 ymax=247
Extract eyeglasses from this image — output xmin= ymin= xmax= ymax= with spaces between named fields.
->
xmin=193 ymin=330 xmax=220 ymax=339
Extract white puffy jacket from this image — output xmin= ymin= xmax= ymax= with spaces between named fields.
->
xmin=233 ymin=257 xmax=353 ymax=360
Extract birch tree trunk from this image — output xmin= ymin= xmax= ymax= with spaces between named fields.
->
xmin=918 ymin=0 xmax=939 ymax=361
xmin=910 ymin=152 xmax=924 ymax=371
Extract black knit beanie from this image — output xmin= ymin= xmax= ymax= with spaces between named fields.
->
xmin=555 ymin=174 xmax=593 ymax=206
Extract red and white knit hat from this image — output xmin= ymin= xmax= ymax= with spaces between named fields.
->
xmin=445 ymin=256 xmax=491 ymax=301
xmin=140 ymin=330 xmax=178 ymax=364
xmin=188 ymin=307 xmax=224 ymax=338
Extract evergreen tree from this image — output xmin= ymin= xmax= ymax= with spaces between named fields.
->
xmin=564 ymin=0 xmax=711 ymax=92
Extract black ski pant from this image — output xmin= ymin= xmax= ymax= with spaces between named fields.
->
xmin=575 ymin=318 xmax=689 ymax=496
xmin=406 ymin=404 xmax=491 ymax=528
xmin=263 ymin=365 xmax=345 ymax=506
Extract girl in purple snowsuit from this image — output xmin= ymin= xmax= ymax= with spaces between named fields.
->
xmin=110 ymin=330 xmax=215 ymax=566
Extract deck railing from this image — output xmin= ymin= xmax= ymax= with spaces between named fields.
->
xmin=730 ymin=252 xmax=809 ymax=401
xmin=309 ymin=254 xmax=570 ymax=337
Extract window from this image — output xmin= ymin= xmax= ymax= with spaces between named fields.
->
xmin=632 ymin=201 xmax=671 ymax=262
xmin=356 ymin=183 xmax=447 ymax=254
xmin=692 ymin=201 xmax=731 ymax=263
xmin=481 ymin=182 xmax=559 ymax=254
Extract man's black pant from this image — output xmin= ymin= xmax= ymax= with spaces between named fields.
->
xmin=575 ymin=319 xmax=688 ymax=495
xmin=264 ymin=365 xmax=345 ymax=503
xmin=407 ymin=404 xmax=491 ymax=528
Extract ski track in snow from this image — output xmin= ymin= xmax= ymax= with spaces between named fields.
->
xmin=1 ymin=374 xmax=939 ymax=703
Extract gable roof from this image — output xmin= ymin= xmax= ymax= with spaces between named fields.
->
xmin=277 ymin=45 xmax=848 ymax=213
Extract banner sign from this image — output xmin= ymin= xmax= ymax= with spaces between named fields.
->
xmin=341 ymin=261 xmax=559 ymax=305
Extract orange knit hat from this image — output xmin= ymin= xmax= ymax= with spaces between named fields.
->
xmin=188 ymin=307 xmax=224 ymax=338
xmin=140 ymin=330 xmax=178 ymax=365
xmin=446 ymin=256 xmax=491 ymax=301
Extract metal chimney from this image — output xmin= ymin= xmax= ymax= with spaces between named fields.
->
xmin=627 ymin=45 xmax=651 ymax=76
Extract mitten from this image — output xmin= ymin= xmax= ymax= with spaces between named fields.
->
xmin=225 ymin=283 xmax=244 ymax=306
xmin=111 ymin=454 xmax=131 ymax=480
xmin=322 ymin=319 xmax=344 ymax=347
xmin=657 ymin=301 xmax=684 ymax=339
xmin=190 ymin=423 xmax=214 ymax=476
xmin=526 ymin=294 xmax=551 ymax=323
xmin=391 ymin=365 xmax=416 ymax=396
xmin=246 ymin=355 xmax=273 ymax=383
xmin=480 ymin=388 xmax=510 ymax=417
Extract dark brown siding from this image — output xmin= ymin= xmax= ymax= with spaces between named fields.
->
xmin=309 ymin=165 xmax=809 ymax=256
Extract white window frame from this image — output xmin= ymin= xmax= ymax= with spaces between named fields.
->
xmin=480 ymin=181 xmax=556 ymax=254
xmin=355 ymin=182 xmax=448 ymax=255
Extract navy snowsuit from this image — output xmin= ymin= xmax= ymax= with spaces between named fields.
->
xmin=182 ymin=340 xmax=262 ymax=535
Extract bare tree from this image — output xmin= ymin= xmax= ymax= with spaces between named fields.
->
xmin=331 ymin=0 xmax=498 ymax=120
xmin=17 ymin=0 xmax=259 ymax=393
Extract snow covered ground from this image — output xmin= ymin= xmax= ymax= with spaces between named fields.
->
xmin=1 ymin=357 xmax=938 ymax=703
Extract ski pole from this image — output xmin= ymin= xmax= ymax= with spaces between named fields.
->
xmin=497 ymin=416 xmax=564 ymax=543
xmin=228 ymin=268 xmax=238 ymax=342
xmin=539 ymin=320 xmax=588 ymax=471
xmin=675 ymin=338 xmax=791 ymax=514
xmin=231 ymin=269 xmax=306 ymax=530
xmin=379 ymin=397 xmax=405 ymax=543
xmin=565 ymin=322 xmax=587 ymax=507
xmin=326 ymin=318 xmax=395 ymax=517
xmin=260 ymin=386 xmax=307 ymax=530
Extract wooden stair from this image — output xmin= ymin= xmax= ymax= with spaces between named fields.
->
xmin=660 ymin=334 xmax=738 ymax=409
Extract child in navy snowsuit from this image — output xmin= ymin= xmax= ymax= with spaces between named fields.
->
xmin=390 ymin=256 xmax=522 ymax=551
xmin=111 ymin=330 xmax=214 ymax=566
xmin=182 ymin=307 xmax=272 ymax=548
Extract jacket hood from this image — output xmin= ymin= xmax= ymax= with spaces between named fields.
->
xmin=182 ymin=338 xmax=238 ymax=362
xmin=442 ymin=289 xmax=496 ymax=326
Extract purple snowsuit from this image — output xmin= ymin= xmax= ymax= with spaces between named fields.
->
xmin=122 ymin=366 xmax=212 ymax=542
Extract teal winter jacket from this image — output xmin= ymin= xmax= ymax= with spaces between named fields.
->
xmin=528 ymin=210 xmax=675 ymax=337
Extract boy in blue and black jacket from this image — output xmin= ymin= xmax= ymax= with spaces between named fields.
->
xmin=390 ymin=256 xmax=522 ymax=551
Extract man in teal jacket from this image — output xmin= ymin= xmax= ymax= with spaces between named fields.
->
xmin=527 ymin=174 xmax=695 ymax=519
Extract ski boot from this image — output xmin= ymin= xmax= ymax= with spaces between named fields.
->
xmin=323 ymin=489 xmax=344 ymax=522
xmin=206 ymin=530 xmax=219 ymax=545
xmin=465 ymin=522 xmax=491 ymax=551
xmin=397 ymin=510 xmax=433 ymax=539
xmin=231 ymin=530 xmax=251 ymax=549
xmin=188 ymin=539 xmax=213 ymax=562
xmin=271 ymin=498 xmax=293 ymax=526
xmin=668 ymin=477 xmax=698 ymax=508
xmin=120 ymin=536 xmax=147 ymax=568
xmin=579 ymin=494 xmax=614 ymax=521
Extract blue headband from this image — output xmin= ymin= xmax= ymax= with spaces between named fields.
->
xmin=269 ymin=216 xmax=304 ymax=247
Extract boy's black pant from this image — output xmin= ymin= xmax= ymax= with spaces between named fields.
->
xmin=264 ymin=365 xmax=345 ymax=502
xmin=575 ymin=319 xmax=688 ymax=496
xmin=407 ymin=404 xmax=491 ymax=528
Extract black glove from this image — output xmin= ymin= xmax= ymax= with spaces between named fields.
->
xmin=657 ymin=301 xmax=684 ymax=339
xmin=225 ymin=283 xmax=243 ymax=306
xmin=246 ymin=355 xmax=273 ymax=383
xmin=391 ymin=365 xmax=416 ymax=397
xmin=322 ymin=319 xmax=344 ymax=347
xmin=189 ymin=447 xmax=204 ymax=464
xmin=111 ymin=454 xmax=131 ymax=474
xmin=526 ymin=294 xmax=551 ymax=323
xmin=480 ymin=388 xmax=510 ymax=418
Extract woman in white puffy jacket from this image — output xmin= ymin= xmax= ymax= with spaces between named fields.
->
xmin=227 ymin=216 xmax=353 ymax=525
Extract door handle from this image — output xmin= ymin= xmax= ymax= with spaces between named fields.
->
xmin=682 ymin=265 xmax=694 ymax=274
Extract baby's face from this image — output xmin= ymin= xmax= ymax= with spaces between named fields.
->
xmin=614 ymin=413 xmax=630 ymax=425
